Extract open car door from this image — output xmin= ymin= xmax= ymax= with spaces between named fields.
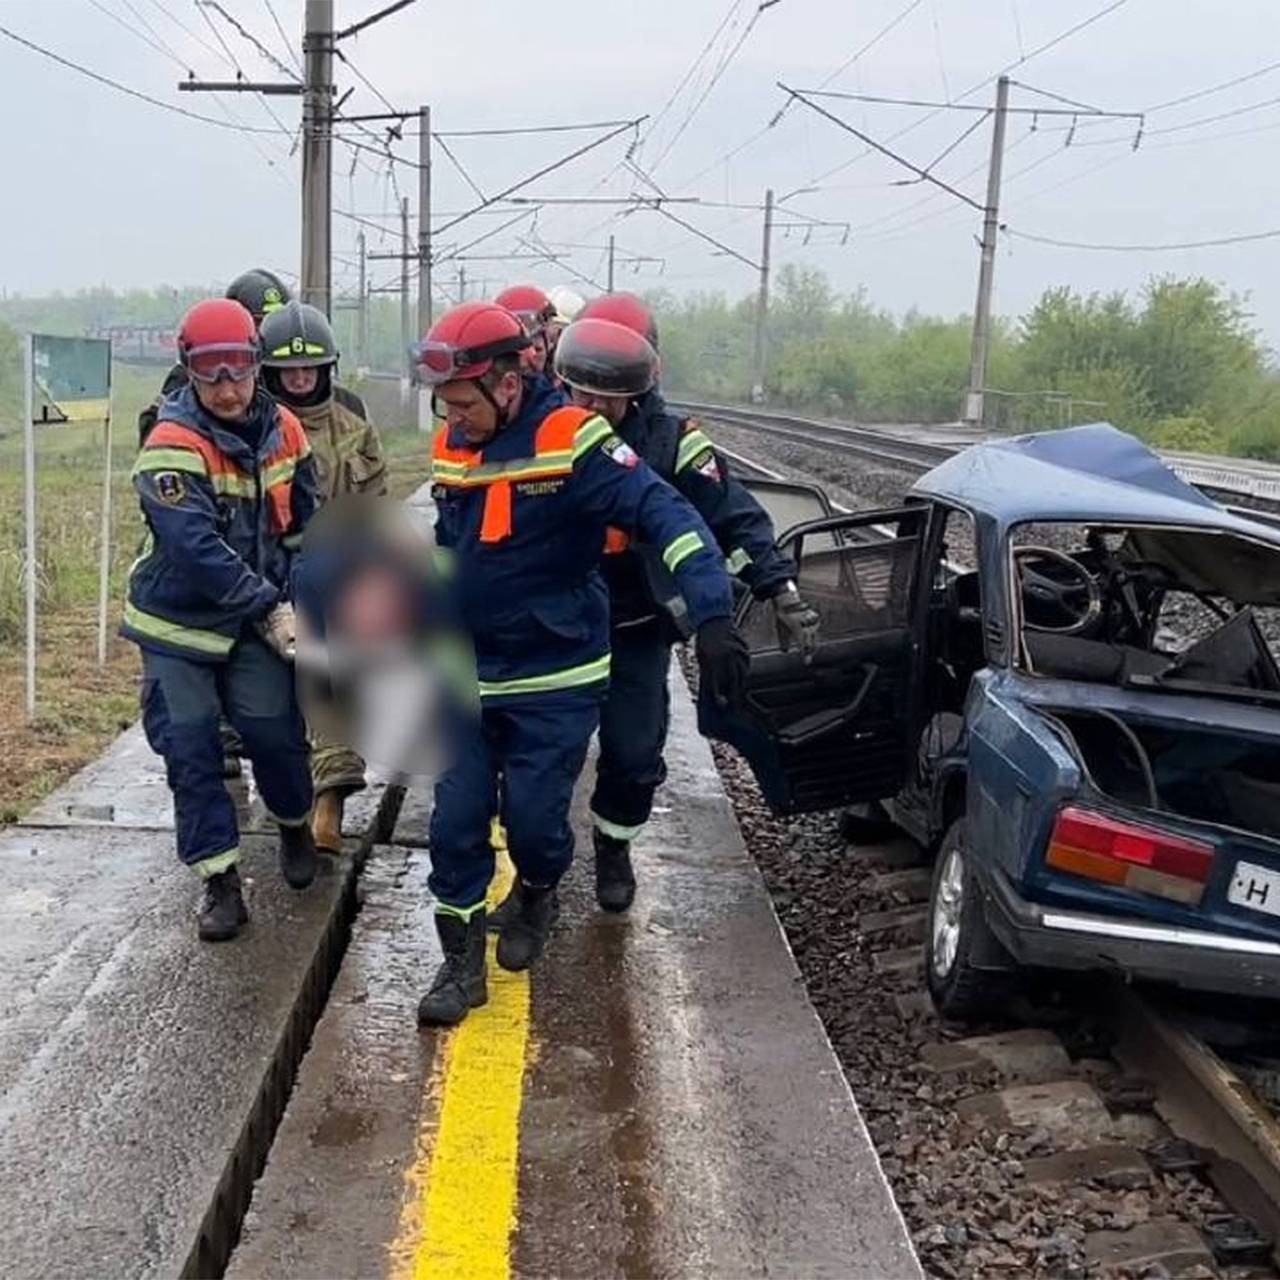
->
xmin=699 ymin=504 xmax=931 ymax=816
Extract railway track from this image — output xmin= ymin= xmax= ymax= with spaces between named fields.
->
xmin=696 ymin=400 xmax=1280 ymax=1273
xmin=675 ymin=398 xmax=1280 ymax=526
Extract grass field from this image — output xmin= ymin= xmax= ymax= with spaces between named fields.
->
xmin=0 ymin=364 xmax=431 ymax=820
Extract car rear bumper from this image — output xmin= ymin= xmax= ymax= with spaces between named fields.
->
xmin=981 ymin=865 xmax=1280 ymax=997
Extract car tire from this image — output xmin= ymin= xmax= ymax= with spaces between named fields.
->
xmin=925 ymin=817 xmax=1014 ymax=1020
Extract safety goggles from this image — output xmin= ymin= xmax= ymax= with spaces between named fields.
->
xmin=184 ymin=343 xmax=261 ymax=384
xmin=413 ymin=333 xmax=530 ymax=386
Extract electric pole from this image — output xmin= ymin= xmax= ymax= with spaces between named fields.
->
xmin=356 ymin=229 xmax=368 ymax=368
xmin=300 ymin=1 xmax=335 ymax=313
xmin=964 ymin=75 xmax=1010 ymax=428
xmin=607 ymin=235 xmax=616 ymax=291
xmin=400 ymin=195 xmax=412 ymax=419
xmin=457 ymin=264 xmax=466 ymax=302
xmin=751 ymin=187 xmax=774 ymax=404
xmin=417 ymin=105 xmax=433 ymax=336
xmin=417 ymin=104 xmax=433 ymax=431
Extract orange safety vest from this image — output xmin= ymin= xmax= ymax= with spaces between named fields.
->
xmin=145 ymin=406 xmax=309 ymax=533
xmin=430 ymin=405 xmax=591 ymax=544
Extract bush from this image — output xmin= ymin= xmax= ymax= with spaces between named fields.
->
xmin=1144 ymin=415 xmax=1226 ymax=453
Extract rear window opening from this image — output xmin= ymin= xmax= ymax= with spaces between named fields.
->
xmin=1011 ymin=521 xmax=1280 ymax=705
xmin=1044 ymin=709 xmax=1280 ymax=843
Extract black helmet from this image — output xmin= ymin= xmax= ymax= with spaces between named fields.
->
xmin=260 ymin=301 xmax=339 ymax=368
xmin=225 ymin=268 xmax=291 ymax=323
xmin=554 ymin=317 xmax=657 ymax=397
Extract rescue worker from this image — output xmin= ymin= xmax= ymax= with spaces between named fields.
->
xmin=415 ymin=300 xmax=748 ymax=1027
xmin=123 ymin=298 xmax=320 ymax=942
xmin=138 ymin=269 xmax=296 ymax=782
xmin=543 ymin=301 xmax=820 ymax=912
xmin=493 ymin=283 xmax=556 ymax=377
xmin=259 ymin=300 xmax=388 ymax=856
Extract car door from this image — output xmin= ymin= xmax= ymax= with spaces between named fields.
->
xmin=699 ymin=504 xmax=932 ymax=816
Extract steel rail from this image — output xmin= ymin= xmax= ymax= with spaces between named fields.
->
xmin=675 ymin=398 xmax=1280 ymax=514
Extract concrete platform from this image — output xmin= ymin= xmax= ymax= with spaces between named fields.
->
xmin=0 ymin=824 xmax=361 ymax=1278
xmin=229 ymin=672 xmax=921 ymax=1279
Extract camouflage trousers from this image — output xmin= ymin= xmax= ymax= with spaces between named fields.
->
xmin=310 ymin=728 xmax=367 ymax=797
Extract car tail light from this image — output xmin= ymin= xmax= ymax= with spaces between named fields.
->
xmin=1045 ymin=807 xmax=1215 ymax=906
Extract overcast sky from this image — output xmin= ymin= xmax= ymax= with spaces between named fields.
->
xmin=2 ymin=0 xmax=1279 ymax=345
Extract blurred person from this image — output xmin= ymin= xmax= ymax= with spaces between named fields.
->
xmin=260 ymin=300 xmax=388 ymax=856
xmin=544 ymin=284 xmax=585 ymax=369
xmin=412 ymin=301 xmax=748 ymax=1026
xmin=122 ymin=298 xmax=320 ymax=942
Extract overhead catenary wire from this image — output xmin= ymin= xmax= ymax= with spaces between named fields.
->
xmin=262 ymin=0 xmax=301 ymax=74
xmin=1004 ymin=225 xmax=1280 ymax=252
xmin=196 ymin=0 xmax=299 ymax=81
xmin=0 ymin=19 xmax=286 ymax=132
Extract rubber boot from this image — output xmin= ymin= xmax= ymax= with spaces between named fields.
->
xmin=198 ymin=866 xmax=248 ymax=942
xmin=496 ymin=882 xmax=558 ymax=972
xmin=594 ymin=829 xmax=636 ymax=913
xmin=279 ymin=822 xmax=318 ymax=890
xmin=418 ymin=910 xmax=488 ymax=1026
xmin=312 ymin=789 xmax=344 ymax=855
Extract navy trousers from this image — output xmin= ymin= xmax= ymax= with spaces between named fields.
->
xmin=140 ymin=635 xmax=313 ymax=876
xmin=428 ymin=690 xmax=601 ymax=909
xmin=589 ymin=619 xmax=672 ymax=841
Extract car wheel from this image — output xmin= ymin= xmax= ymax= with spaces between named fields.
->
xmin=926 ymin=818 xmax=1014 ymax=1020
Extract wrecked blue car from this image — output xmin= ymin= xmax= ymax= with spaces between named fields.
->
xmin=704 ymin=425 xmax=1280 ymax=1016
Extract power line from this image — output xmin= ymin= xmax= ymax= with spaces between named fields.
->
xmin=1146 ymin=57 xmax=1280 ymax=114
xmin=818 ymin=0 xmax=925 ymax=90
xmin=0 ymin=19 xmax=285 ymax=132
xmin=193 ymin=0 xmax=294 ymax=136
xmin=196 ymin=0 xmax=298 ymax=80
xmin=88 ymin=0 xmax=189 ymax=71
xmin=262 ymin=0 xmax=301 ymax=74
xmin=1005 ymin=225 xmax=1280 ymax=252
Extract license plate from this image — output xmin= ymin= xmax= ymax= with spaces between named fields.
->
xmin=1228 ymin=861 xmax=1280 ymax=918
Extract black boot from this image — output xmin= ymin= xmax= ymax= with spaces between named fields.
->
xmin=593 ymin=829 xmax=636 ymax=913
xmin=496 ymin=882 xmax=558 ymax=972
xmin=198 ymin=866 xmax=248 ymax=942
xmin=279 ymin=822 xmax=318 ymax=890
xmin=418 ymin=910 xmax=488 ymax=1026
xmin=486 ymin=879 xmax=522 ymax=933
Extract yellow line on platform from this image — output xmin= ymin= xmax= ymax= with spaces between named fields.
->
xmin=391 ymin=820 xmax=529 ymax=1280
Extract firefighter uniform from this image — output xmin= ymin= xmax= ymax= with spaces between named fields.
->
xmin=591 ymin=387 xmax=795 ymax=843
xmin=427 ymin=376 xmax=734 ymax=913
xmin=123 ymin=381 xmax=319 ymax=877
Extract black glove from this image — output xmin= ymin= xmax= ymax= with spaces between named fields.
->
xmin=771 ymin=582 xmax=820 ymax=663
xmin=695 ymin=616 xmax=750 ymax=711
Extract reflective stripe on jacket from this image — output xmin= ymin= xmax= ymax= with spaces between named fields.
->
xmin=430 ymin=377 xmax=732 ymax=699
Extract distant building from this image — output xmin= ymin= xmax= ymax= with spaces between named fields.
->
xmin=87 ymin=324 xmax=178 ymax=367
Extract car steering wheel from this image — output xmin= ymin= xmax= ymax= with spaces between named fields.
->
xmin=1013 ymin=545 xmax=1103 ymax=636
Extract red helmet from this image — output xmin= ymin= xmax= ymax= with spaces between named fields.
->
xmin=578 ymin=292 xmax=658 ymax=350
xmin=415 ymin=301 xmax=531 ymax=386
xmin=554 ymin=317 xmax=658 ymax=398
xmin=177 ymin=298 xmax=261 ymax=384
xmin=493 ymin=284 xmax=555 ymax=333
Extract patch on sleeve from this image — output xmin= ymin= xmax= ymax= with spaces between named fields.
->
xmin=690 ymin=448 xmax=721 ymax=482
xmin=152 ymin=471 xmax=187 ymax=505
xmin=601 ymin=434 xmax=639 ymax=469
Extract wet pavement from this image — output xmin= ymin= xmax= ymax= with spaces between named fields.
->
xmin=228 ymin=669 xmax=921 ymax=1279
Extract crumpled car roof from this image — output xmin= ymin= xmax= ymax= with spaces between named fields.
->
xmin=915 ymin=423 xmax=1278 ymax=540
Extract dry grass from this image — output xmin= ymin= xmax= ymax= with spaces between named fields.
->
xmin=0 ymin=410 xmax=431 ymax=820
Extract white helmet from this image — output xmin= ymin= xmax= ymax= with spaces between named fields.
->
xmin=547 ymin=285 xmax=586 ymax=326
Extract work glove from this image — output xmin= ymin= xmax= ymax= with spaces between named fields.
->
xmin=771 ymin=582 xmax=820 ymax=663
xmin=695 ymin=616 xmax=750 ymax=711
xmin=257 ymin=602 xmax=297 ymax=662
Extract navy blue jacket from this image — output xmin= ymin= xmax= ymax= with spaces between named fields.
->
xmin=431 ymin=377 xmax=732 ymax=699
xmin=122 ymin=383 xmax=318 ymax=661
xmin=604 ymin=389 xmax=795 ymax=626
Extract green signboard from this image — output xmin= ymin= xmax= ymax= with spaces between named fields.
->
xmin=31 ymin=334 xmax=112 ymax=423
